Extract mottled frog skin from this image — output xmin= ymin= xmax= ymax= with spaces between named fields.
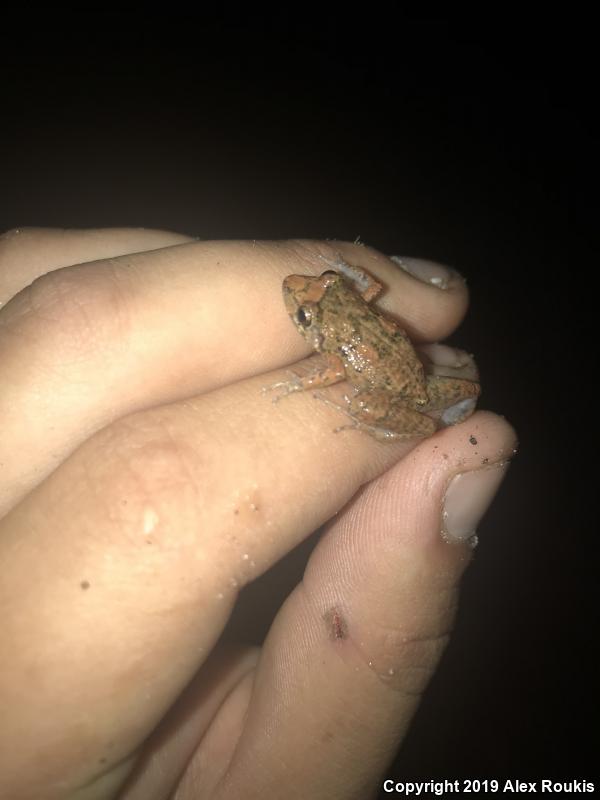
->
xmin=274 ymin=260 xmax=480 ymax=439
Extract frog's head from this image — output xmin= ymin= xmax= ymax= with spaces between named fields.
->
xmin=282 ymin=271 xmax=340 ymax=351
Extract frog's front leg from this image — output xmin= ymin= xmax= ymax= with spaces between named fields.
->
xmin=264 ymin=353 xmax=346 ymax=402
xmin=423 ymin=375 xmax=481 ymax=425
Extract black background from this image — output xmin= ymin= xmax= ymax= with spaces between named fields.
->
xmin=2 ymin=13 xmax=596 ymax=795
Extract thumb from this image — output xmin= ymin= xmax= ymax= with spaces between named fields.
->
xmin=200 ymin=411 xmax=516 ymax=799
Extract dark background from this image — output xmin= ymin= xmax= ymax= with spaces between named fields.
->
xmin=2 ymin=14 xmax=595 ymax=794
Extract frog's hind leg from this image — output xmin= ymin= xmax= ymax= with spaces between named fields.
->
xmin=315 ymin=391 xmax=436 ymax=440
xmin=424 ymin=375 xmax=480 ymax=426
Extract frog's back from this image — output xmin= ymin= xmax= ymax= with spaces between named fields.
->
xmin=320 ymin=284 xmax=428 ymax=401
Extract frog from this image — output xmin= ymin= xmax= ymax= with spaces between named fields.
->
xmin=269 ymin=257 xmax=480 ymax=440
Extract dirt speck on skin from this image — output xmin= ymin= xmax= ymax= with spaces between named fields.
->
xmin=469 ymin=435 xmax=478 ymax=445
xmin=324 ymin=607 xmax=348 ymax=640
xmin=231 ymin=487 xmax=262 ymax=523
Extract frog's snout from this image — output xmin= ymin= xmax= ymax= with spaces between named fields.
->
xmin=282 ymin=274 xmax=309 ymax=294
xmin=282 ymin=274 xmax=328 ymax=306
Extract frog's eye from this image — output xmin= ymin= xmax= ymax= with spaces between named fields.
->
xmin=295 ymin=306 xmax=313 ymax=328
xmin=320 ymin=270 xmax=338 ymax=277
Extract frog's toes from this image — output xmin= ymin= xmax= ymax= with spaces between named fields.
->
xmin=312 ymin=390 xmax=344 ymax=409
xmin=312 ymin=391 xmax=354 ymax=421
xmin=312 ymin=392 xmax=409 ymax=440
xmin=262 ymin=371 xmax=304 ymax=403
xmin=439 ymin=397 xmax=478 ymax=426
xmin=332 ymin=418 xmax=414 ymax=441
xmin=260 ymin=382 xmax=280 ymax=400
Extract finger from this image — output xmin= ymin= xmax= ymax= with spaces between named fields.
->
xmin=0 ymin=226 xmax=195 ymax=304
xmin=0 ymin=361 xmax=447 ymax=798
xmin=119 ymin=644 xmax=260 ymax=800
xmin=335 ymin=242 xmax=470 ymax=342
xmin=191 ymin=412 xmax=517 ymax=799
xmin=0 ymin=239 xmax=471 ymax=514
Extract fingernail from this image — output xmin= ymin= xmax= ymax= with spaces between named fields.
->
xmin=390 ymin=256 xmax=464 ymax=290
xmin=419 ymin=343 xmax=477 ymax=371
xmin=442 ymin=462 xmax=510 ymax=544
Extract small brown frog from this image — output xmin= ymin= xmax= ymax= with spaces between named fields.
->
xmin=270 ymin=258 xmax=480 ymax=439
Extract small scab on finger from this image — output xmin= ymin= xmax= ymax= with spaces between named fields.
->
xmin=324 ymin=607 xmax=348 ymax=641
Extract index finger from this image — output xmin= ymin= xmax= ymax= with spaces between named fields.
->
xmin=0 ymin=237 xmax=470 ymax=514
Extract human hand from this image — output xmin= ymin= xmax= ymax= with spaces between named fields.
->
xmin=0 ymin=229 xmax=516 ymax=799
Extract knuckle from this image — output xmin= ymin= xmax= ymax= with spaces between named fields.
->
xmin=0 ymin=226 xmax=71 ymax=254
xmin=284 ymin=239 xmax=347 ymax=271
xmin=366 ymin=621 xmax=453 ymax=696
xmin=0 ymin=226 xmax=38 ymax=242
xmin=86 ymin=415 xmax=205 ymax=549
xmin=4 ymin=261 xmax=132 ymax=366
xmin=284 ymin=238 xmax=386 ymax=272
xmin=0 ymin=227 xmax=42 ymax=262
